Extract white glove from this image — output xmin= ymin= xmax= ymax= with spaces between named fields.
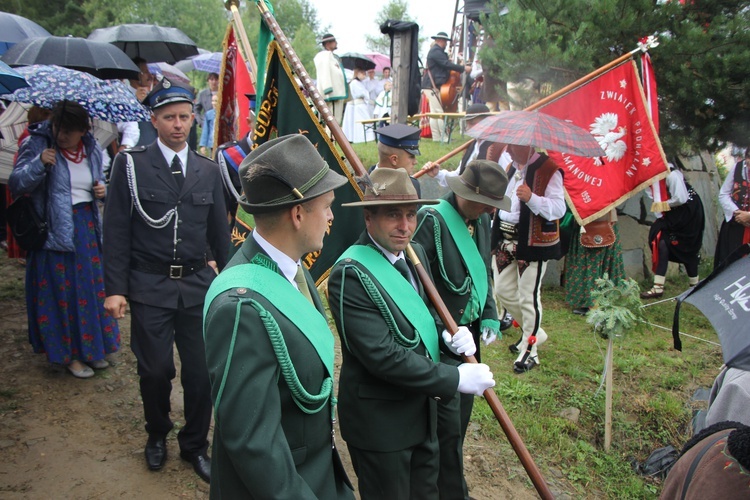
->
xmin=441 ymin=326 xmax=476 ymax=357
xmin=481 ymin=327 xmax=497 ymax=346
xmin=457 ymin=363 xmax=495 ymax=396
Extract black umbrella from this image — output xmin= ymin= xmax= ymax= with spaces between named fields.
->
xmin=0 ymin=12 xmax=51 ymax=55
xmin=0 ymin=36 xmax=140 ymax=80
xmin=339 ymin=52 xmax=376 ymax=71
xmin=673 ymin=244 xmax=750 ymax=370
xmin=88 ymin=24 xmax=198 ymax=64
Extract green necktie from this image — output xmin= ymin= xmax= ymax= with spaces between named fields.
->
xmin=394 ymin=258 xmax=416 ymax=291
xmin=294 ymin=265 xmax=315 ymax=305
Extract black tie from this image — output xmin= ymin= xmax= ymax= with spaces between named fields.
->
xmin=394 ymin=259 xmax=415 ymax=290
xmin=171 ymin=155 xmax=184 ymax=190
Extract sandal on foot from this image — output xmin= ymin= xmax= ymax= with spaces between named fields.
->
xmin=640 ymin=287 xmax=664 ymax=299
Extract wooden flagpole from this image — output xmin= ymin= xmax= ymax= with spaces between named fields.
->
xmin=225 ymin=0 xmax=258 ymax=88
xmin=417 ymin=44 xmax=647 ymax=170
xmin=255 ymin=1 xmax=554 ymax=498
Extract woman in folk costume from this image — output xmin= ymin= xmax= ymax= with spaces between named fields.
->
xmin=341 ymin=68 xmax=375 ymax=144
xmin=9 ymin=100 xmax=120 ymax=378
xmin=642 ymin=160 xmax=705 ymax=299
xmin=716 ymin=148 xmax=750 ymax=269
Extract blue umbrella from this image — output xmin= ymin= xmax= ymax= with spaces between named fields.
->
xmin=0 ymin=12 xmax=51 ymax=55
xmin=0 ymin=60 xmax=28 ymax=94
xmin=0 ymin=65 xmax=151 ymax=122
xmin=189 ymin=52 xmax=222 ymax=74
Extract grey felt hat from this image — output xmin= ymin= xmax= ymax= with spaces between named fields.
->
xmin=238 ymin=134 xmax=348 ymax=214
xmin=343 ymin=168 xmax=439 ymax=207
xmin=431 ymin=32 xmax=451 ymax=41
xmin=446 ymin=160 xmax=510 ymax=211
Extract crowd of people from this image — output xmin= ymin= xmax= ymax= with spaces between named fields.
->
xmin=1 ymin=19 xmax=747 ymax=500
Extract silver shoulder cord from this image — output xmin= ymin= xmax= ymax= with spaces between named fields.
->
xmin=217 ymin=151 xmax=243 ymax=202
xmin=124 ymin=152 xmax=180 ymax=257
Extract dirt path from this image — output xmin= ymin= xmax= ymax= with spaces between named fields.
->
xmin=0 ymin=258 xmax=546 ymax=499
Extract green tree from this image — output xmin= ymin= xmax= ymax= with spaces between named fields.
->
xmin=239 ymin=0 xmax=322 ymax=75
xmin=365 ymin=0 xmax=414 ymax=54
xmin=479 ymin=0 xmax=750 ymax=152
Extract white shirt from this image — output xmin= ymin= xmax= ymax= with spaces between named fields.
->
xmin=252 ymin=229 xmax=304 ymax=289
xmin=157 ymin=138 xmax=188 ymax=175
xmin=719 ymin=161 xmax=747 ymax=222
xmin=434 ymin=145 xmax=512 ymax=188
xmin=68 ymin=156 xmax=94 ymax=205
xmin=117 ymin=122 xmax=140 ymax=148
xmin=367 ymin=233 xmax=417 ymax=290
xmin=498 ymin=152 xmax=566 ymax=224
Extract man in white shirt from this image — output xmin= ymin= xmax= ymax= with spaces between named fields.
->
xmin=490 ymin=144 xmax=565 ymax=372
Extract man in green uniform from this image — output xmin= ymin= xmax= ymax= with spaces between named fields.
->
xmin=203 ymin=134 xmax=354 ymax=499
xmin=328 ymin=168 xmax=496 ymax=498
xmin=412 ymin=159 xmax=509 ymax=499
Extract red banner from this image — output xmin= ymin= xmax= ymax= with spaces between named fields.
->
xmin=216 ymin=24 xmax=238 ymax=148
xmin=538 ymin=60 xmax=668 ymax=224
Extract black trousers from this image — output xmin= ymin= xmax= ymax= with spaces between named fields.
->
xmin=129 ymin=299 xmax=211 ymax=456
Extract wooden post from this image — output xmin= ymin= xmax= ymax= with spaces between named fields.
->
xmin=391 ymin=30 xmax=411 ymax=125
xmin=604 ymin=337 xmax=613 ymax=451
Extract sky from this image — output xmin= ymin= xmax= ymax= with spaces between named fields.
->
xmin=308 ymin=0 xmax=461 ymax=57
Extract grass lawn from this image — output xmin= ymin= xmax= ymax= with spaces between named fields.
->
xmin=348 ymin=136 xmax=723 ymax=498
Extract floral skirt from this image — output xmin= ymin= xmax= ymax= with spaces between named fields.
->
xmin=26 ymin=203 xmax=120 ymax=364
xmin=565 ymin=225 xmax=626 ymax=309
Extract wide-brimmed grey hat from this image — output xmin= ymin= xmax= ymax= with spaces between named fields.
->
xmin=446 ymin=160 xmax=510 ymax=211
xmin=431 ymin=32 xmax=451 ymax=41
xmin=238 ymin=134 xmax=348 ymax=214
xmin=343 ymin=168 xmax=439 ymax=207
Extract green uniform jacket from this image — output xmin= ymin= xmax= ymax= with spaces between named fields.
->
xmin=328 ymin=233 xmax=460 ymax=453
xmin=413 ymin=193 xmax=499 ymax=363
xmin=204 ymin=237 xmax=353 ymax=499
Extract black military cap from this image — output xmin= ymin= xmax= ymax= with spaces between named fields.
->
xmin=377 ymin=123 xmax=421 ymax=156
xmin=143 ymin=77 xmax=195 ymax=110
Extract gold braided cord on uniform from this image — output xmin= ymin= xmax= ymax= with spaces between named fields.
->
xmin=415 ymin=211 xmax=471 ymax=295
xmin=335 ymin=264 xmax=421 ymax=354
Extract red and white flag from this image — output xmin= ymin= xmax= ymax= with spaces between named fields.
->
xmin=537 ymin=59 xmax=669 ymax=224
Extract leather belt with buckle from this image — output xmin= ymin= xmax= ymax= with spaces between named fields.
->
xmin=131 ymin=259 xmax=207 ymax=279
xmin=499 ymin=221 xmax=519 ymax=240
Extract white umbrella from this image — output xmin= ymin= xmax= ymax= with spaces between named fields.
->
xmin=0 ymin=102 xmax=119 ymax=183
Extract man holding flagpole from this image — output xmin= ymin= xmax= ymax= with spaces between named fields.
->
xmin=328 ymin=168 xmax=495 ymax=498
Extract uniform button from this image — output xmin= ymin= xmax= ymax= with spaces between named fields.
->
xmin=202 ymin=197 xmax=206 ymax=202
xmin=178 ymin=219 xmax=183 ymax=224
xmin=176 ymin=257 xmax=182 ymax=262
xmin=236 ymin=288 xmax=247 ymax=295
xmin=459 ymin=309 xmax=464 ymax=315
xmin=177 ymin=238 xmax=182 ymax=243
xmin=434 ymin=397 xmax=441 ymax=401
xmin=177 ymin=201 xmax=182 ymax=205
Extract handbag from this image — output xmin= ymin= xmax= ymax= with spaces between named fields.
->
xmin=580 ymin=221 xmax=615 ymax=248
xmin=7 ymin=169 xmax=50 ymax=251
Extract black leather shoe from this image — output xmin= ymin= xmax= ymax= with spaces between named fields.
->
xmin=181 ymin=451 xmax=211 ymax=483
xmin=573 ymin=307 xmax=590 ymax=316
xmin=513 ymin=356 xmax=539 ymax=374
xmin=145 ymin=436 xmax=167 ymax=471
xmin=508 ymin=336 xmax=522 ymax=354
xmin=499 ymin=315 xmax=514 ymax=331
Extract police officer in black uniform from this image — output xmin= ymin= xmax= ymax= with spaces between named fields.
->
xmin=103 ymin=77 xmax=230 ymax=483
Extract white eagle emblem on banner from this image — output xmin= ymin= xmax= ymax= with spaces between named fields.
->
xmin=590 ymin=112 xmax=627 ymax=162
